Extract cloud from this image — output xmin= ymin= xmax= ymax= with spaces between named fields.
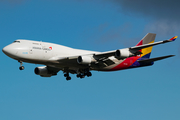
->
xmin=107 ymin=0 xmax=180 ymax=35
xmin=144 ymin=20 xmax=180 ymax=36
xmin=77 ymin=0 xmax=180 ymax=36
xmin=110 ymin=0 xmax=180 ymax=21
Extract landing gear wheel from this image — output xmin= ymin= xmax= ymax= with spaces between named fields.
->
xmin=19 ymin=66 xmax=25 ymax=70
xmin=66 ymin=76 xmax=71 ymax=81
xmin=80 ymin=75 xmax=85 ymax=79
xmin=87 ymin=72 xmax=92 ymax=77
xmin=18 ymin=61 xmax=24 ymax=70
xmin=64 ymin=74 xmax=68 ymax=77
xmin=77 ymin=74 xmax=81 ymax=78
xmin=64 ymin=72 xmax=71 ymax=80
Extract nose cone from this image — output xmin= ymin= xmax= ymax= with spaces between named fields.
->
xmin=2 ymin=46 xmax=9 ymax=55
xmin=2 ymin=45 xmax=18 ymax=58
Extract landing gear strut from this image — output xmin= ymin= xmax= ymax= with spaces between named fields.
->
xmin=19 ymin=61 xmax=24 ymax=70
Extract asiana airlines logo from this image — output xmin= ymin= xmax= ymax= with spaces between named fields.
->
xmin=49 ymin=47 xmax=52 ymax=50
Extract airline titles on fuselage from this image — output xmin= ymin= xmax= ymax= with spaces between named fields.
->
xmin=32 ymin=47 xmax=52 ymax=51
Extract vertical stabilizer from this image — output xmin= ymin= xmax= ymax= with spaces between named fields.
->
xmin=136 ymin=33 xmax=156 ymax=58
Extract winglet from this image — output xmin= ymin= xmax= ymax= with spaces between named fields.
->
xmin=169 ymin=36 xmax=178 ymax=41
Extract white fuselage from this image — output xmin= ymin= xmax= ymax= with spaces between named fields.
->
xmin=3 ymin=40 xmax=109 ymax=70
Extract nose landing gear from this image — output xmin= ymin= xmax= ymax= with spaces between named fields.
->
xmin=19 ymin=66 xmax=25 ymax=70
xmin=19 ymin=61 xmax=25 ymax=70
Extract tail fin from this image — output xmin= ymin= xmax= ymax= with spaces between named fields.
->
xmin=136 ymin=33 xmax=156 ymax=58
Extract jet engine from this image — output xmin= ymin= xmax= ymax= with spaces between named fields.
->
xmin=34 ymin=66 xmax=56 ymax=77
xmin=115 ymin=48 xmax=132 ymax=59
xmin=77 ymin=56 xmax=92 ymax=64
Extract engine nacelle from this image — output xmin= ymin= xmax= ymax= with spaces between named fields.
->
xmin=34 ymin=66 xmax=54 ymax=77
xmin=77 ymin=56 xmax=92 ymax=64
xmin=115 ymin=48 xmax=131 ymax=59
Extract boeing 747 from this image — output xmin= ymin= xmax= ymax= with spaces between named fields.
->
xmin=2 ymin=33 xmax=177 ymax=80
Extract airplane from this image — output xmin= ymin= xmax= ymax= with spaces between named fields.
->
xmin=2 ymin=33 xmax=177 ymax=80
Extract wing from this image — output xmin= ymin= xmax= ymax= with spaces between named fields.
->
xmin=50 ymin=36 xmax=177 ymax=68
xmin=49 ymin=53 xmax=116 ymax=67
xmin=130 ymin=36 xmax=178 ymax=51
xmin=93 ymin=36 xmax=177 ymax=60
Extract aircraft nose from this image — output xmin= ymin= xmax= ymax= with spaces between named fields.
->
xmin=2 ymin=46 xmax=8 ymax=54
xmin=2 ymin=45 xmax=18 ymax=57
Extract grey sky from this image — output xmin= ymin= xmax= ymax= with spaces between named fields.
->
xmin=108 ymin=0 xmax=180 ymax=35
xmin=110 ymin=0 xmax=180 ymax=22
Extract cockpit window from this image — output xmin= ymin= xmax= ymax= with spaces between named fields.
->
xmin=13 ymin=41 xmax=20 ymax=43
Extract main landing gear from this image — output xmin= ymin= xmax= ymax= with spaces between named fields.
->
xmin=76 ymin=71 xmax=92 ymax=79
xmin=64 ymin=72 xmax=71 ymax=81
xmin=64 ymin=70 xmax=92 ymax=81
xmin=19 ymin=61 xmax=25 ymax=70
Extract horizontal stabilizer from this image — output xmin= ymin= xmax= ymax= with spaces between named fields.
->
xmin=137 ymin=55 xmax=175 ymax=63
